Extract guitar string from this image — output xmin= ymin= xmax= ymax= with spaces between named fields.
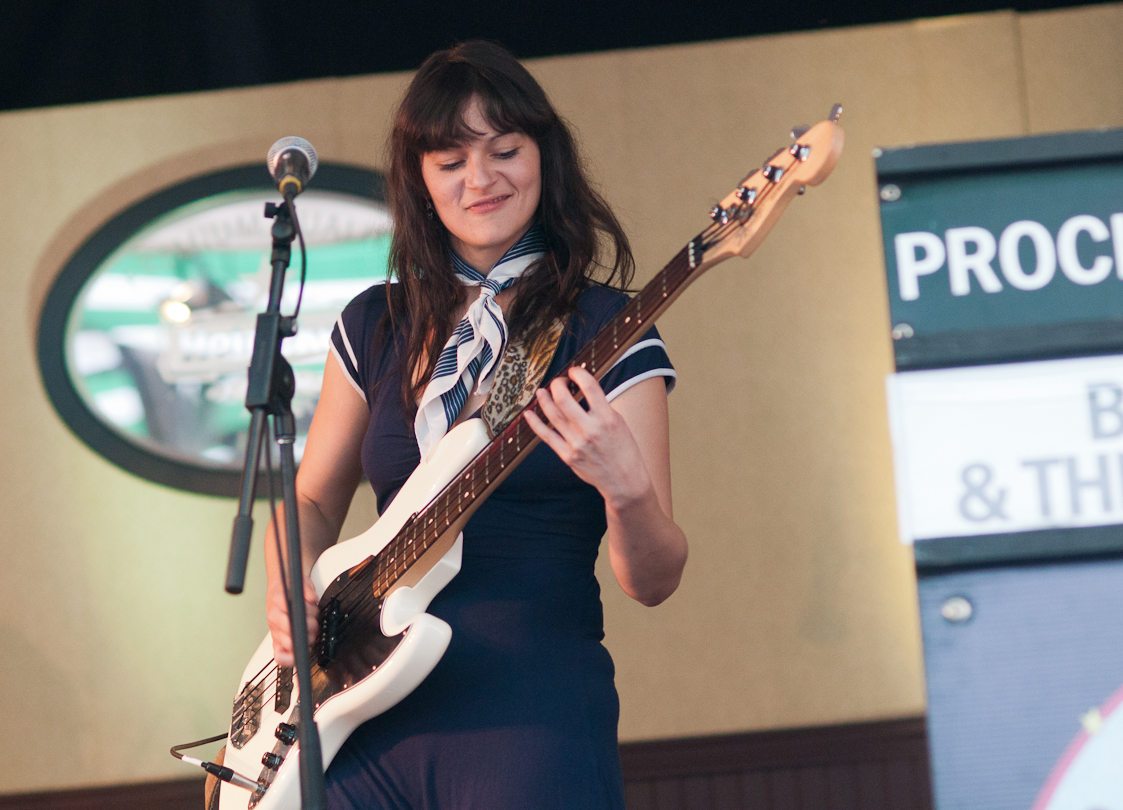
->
xmin=231 ymin=156 xmax=795 ymax=730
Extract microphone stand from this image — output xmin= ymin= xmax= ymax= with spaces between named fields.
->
xmin=226 ymin=198 xmax=327 ymax=810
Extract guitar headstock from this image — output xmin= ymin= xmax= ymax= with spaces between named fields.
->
xmin=692 ymin=106 xmax=844 ymax=270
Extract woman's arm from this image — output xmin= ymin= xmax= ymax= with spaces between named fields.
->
xmin=524 ymin=368 xmax=688 ymax=606
xmin=265 ymin=356 xmax=369 ymax=665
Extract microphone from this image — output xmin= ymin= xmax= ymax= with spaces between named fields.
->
xmin=267 ymin=136 xmax=318 ymax=198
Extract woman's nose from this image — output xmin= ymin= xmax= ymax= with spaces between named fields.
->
xmin=464 ymin=154 xmax=495 ymax=189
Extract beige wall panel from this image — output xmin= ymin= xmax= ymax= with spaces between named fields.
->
xmin=1019 ymin=3 xmax=1123 ymax=133
xmin=530 ymin=13 xmax=1025 ymax=740
xmin=6 ymin=4 xmax=1115 ymax=791
xmin=0 ymin=76 xmax=406 ymax=794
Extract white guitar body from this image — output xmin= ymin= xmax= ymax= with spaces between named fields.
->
xmin=219 ymin=418 xmax=492 ymax=810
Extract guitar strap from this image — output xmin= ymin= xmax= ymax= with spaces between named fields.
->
xmin=481 ymin=316 xmax=566 ymax=439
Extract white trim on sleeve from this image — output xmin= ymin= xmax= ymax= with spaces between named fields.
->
xmin=330 ymin=342 xmax=367 ymax=402
xmin=605 ymin=338 xmax=667 ymax=373
xmin=604 ymin=368 xmax=677 ymax=402
xmin=336 ymin=313 xmax=361 ymax=371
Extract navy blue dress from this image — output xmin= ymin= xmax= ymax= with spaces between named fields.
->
xmin=326 ymin=283 xmax=675 ymax=809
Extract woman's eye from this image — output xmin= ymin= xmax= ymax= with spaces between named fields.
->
xmin=438 ymin=160 xmax=463 ymax=172
xmin=495 ymin=148 xmax=519 ymax=160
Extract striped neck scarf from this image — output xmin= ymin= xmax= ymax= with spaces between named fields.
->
xmin=414 ymin=223 xmax=547 ymax=459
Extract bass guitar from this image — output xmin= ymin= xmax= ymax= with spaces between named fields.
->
xmin=217 ymin=109 xmax=844 ymax=810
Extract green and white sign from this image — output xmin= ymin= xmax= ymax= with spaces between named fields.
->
xmin=876 ymin=130 xmax=1123 ymax=371
xmin=67 ymin=190 xmax=390 ymax=469
xmin=882 ymin=164 xmax=1123 ymax=334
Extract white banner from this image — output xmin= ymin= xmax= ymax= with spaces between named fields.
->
xmin=886 ymin=354 xmax=1123 ymax=544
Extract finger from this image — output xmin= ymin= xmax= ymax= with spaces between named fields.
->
xmin=269 ymin=618 xmax=295 ymax=666
xmin=543 ymin=378 xmax=593 ymax=437
xmin=535 ymin=385 xmax=586 ymax=447
xmin=567 ymin=366 xmax=611 ymax=412
xmin=303 ymin=578 xmax=320 ymax=646
xmin=273 ymin=641 xmax=294 ymax=668
xmin=524 ymin=405 xmax=569 ymax=459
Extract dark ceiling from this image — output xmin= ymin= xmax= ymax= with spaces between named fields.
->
xmin=0 ymin=0 xmax=1111 ymax=113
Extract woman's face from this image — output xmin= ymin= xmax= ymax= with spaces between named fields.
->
xmin=421 ymin=97 xmax=542 ymax=271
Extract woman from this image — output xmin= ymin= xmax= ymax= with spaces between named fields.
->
xmin=266 ymin=40 xmax=688 ymax=809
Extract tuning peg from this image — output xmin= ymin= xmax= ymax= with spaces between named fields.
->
xmin=829 ymin=104 xmax=843 ymax=122
xmin=761 ymin=164 xmax=784 ymax=183
xmin=790 ymin=125 xmax=810 ymax=140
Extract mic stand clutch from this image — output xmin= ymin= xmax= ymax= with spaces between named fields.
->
xmin=225 ymin=199 xmax=328 ymax=810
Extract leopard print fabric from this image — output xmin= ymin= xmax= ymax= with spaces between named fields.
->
xmin=482 ymin=318 xmax=565 ymax=439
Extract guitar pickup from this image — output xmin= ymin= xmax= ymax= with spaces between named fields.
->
xmin=274 ymin=667 xmax=293 ymax=713
xmin=317 ymin=597 xmax=344 ymax=667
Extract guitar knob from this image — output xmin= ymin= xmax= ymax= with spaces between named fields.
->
xmin=274 ymin=723 xmax=297 ymax=745
xmin=262 ymin=752 xmax=284 ymax=770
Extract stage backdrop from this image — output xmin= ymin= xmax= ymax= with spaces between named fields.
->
xmin=1 ymin=3 xmax=1121 ymax=794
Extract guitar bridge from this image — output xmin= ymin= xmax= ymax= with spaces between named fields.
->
xmin=230 ymin=680 xmax=263 ymax=749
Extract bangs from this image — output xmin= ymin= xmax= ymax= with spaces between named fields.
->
xmin=403 ymin=61 xmax=548 ymax=153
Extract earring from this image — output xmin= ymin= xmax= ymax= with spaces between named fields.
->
xmin=426 ymin=200 xmax=434 ymax=220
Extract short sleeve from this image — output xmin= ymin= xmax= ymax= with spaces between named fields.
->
xmin=599 ymin=331 xmax=676 ymax=402
xmin=329 ymin=284 xmax=390 ymax=403
xmin=574 ymin=286 xmax=676 ymax=402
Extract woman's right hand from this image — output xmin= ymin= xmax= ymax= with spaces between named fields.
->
xmin=267 ymin=576 xmax=321 ymax=667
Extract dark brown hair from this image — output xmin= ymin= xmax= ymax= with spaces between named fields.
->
xmin=384 ymin=39 xmax=634 ymax=406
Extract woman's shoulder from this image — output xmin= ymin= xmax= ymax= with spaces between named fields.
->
xmin=342 ymin=282 xmax=392 ymax=320
xmin=338 ymin=282 xmax=394 ymax=336
xmin=333 ymin=282 xmax=397 ymax=366
xmin=574 ymin=283 xmax=631 ymax=321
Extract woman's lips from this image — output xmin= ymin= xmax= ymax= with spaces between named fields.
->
xmin=466 ymin=194 xmax=510 ymax=213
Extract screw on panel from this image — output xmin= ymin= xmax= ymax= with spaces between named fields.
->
xmin=880 ymin=184 xmax=902 ymax=202
xmin=891 ymin=324 xmax=915 ymax=340
xmin=941 ymin=596 xmax=973 ymax=623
